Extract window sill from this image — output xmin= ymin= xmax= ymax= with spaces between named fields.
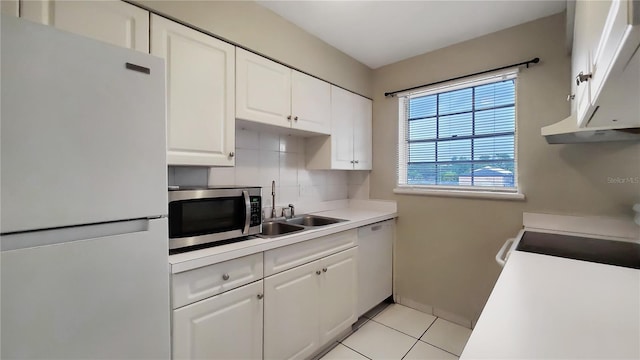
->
xmin=393 ymin=187 xmax=526 ymax=201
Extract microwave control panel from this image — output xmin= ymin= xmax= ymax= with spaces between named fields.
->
xmin=250 ymin=196 xmax=261 ymax=226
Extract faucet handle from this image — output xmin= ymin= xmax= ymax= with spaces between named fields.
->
xmin=288 ymin=204 xmax=295 ymax=217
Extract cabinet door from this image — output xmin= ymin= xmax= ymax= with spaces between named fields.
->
xmin=572 ymin=0 xmax=594 ymax=126
xmin=330 ymin=86 xmax=356 ymax=169
xmin=264 ymin=260 xmax=321 ymax=360
xmin=319 ymin=247 xmax=358 ymax=344
xmin=21 ymin=0 xmax=149 ymax=52
xmin=353 ymin=96 xmax=373 ymax=170
xmin=236 ymin=48 xmax=291 ymax=128
xmin=1 ymin=0 xmax=18 ymax=16
xmin=589 ymin=0 xmax=632 ymax=103
xmin=291 ymin=71 xmax=331 ymax=134
xmin=151 ymin=15 xmax=236 ymax=166
xmin=173 ymin=281 xmax=263 ymax=360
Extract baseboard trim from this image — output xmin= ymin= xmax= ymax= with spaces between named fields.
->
xmin=395 ymin=296 xmax=473 ymax=329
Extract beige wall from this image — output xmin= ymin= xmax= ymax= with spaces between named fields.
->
xmin=371 ymin=12 xmax=640 ymax=323
xmin=132 ymin=0 xmax=372 ymax=98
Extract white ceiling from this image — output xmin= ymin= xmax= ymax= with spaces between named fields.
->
xmin=257 ymin=1 xmax=567 ymax=69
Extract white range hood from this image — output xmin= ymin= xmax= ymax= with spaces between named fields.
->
xmin=542 ymin=0 xmax=640 ymax=144
xmin=542 ymin=115 xmax=640 ymax=144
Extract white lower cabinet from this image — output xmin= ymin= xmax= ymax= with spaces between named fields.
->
xmin=264 ymin=260 xmax=322 ymax=360
xmin=173 ymin=280 xmax=264 ymax=360
xmin=319 ymin=248 xmax=359 ymax=344
xmin=264 ymin=247 xmax=358 ymax=360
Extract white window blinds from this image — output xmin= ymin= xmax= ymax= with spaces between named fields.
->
xmin=397 ymin=70 xmax=518 ymax=192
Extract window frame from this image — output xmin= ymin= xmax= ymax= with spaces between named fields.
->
xmin=395 ymin=69 xmax=525 ymax=200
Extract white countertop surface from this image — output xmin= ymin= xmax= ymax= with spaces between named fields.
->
xmin=461 ymin=250 xmax=640 ymax=359
xmin=168 ymin=200 xmax=397 ymax=274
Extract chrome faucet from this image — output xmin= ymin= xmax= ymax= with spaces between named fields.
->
xmin=288 ymin=204 xmax=295 ymax=218
xmin=271 ymin=180 xmax=277 ymax=219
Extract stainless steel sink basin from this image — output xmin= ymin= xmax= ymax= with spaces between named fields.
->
xmin=285 ymin=215 xmax=347 ymax=227
xmin=258 ymin=214 xmax=347 ymax=238
xmin=259 ymin=221 xmax=305 ymax=238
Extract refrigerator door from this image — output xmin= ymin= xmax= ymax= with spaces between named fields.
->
xmin=1 ymin=218 xmax=170 ymax=359
xmin=1 ymin=16 xmax=167 ymax=233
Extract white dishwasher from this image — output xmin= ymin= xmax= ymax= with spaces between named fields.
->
xmin=357 ymin=220 xmax=394 ymax=317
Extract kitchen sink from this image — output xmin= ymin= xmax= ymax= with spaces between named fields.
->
xmin=258 ymin=214 xmax=347 ymax=238
xmin=259 ymin=221 xmax=305 ymax=238
xmin=285 ymin=215 xmax=347 ymax=227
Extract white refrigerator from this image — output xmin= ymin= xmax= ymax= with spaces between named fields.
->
xmin=1 ymin=16 xmax=170 ymax=358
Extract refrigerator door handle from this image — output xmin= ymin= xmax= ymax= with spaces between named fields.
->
xmin=242 ymin=190 xmax=250 ymax=234
xmin=1 ymin=218 xmax=159 ymax=252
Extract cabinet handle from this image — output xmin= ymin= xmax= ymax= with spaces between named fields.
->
xmin=222 ymin=273 xmax=230 ymax=281
xmin=576 ymin=72 xmax=592 ymax=86
xmin=125 ymin=62 xmax=150 ymax=74
xmin=567 ymin=94 xmax=575 ymax=101
xmin=371 ymin=225 xmax=382 ymax=231
xmin=294 ymin=116 xmax=298 ymax=121
xmin=354 ymin=160 xmax=359 ymax=164
xmin=322 ymin=267 xmax=327 ymax=272
xmin=316 ymin=270 xmax=321 ymax=275
xmin=350 ymin=160 xmax=354 ymax=164
xmin=228 ymin=152 xmax=235 ymax=158
xmin=257 ymin=293 xmax=264 ymax=300
xmin=287 ymin=115 xmax=292 ymax=121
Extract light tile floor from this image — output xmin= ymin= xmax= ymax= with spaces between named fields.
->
xmin=320 ymin=304 xmax=472 ymax=360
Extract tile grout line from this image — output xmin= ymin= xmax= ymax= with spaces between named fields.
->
xmin=339 ymin=343 xmax=374 ymax=360
xmin=366 ymin=318 xmax=426 ymax=340
xmin=418 ymin=316 xmax=438 ymax=339
xmin=368 ymin=315 xmax=437 ymax=341
xmin=418 ymin=338 xmax=463 ymax=358
xmin=419 ymin=318 xmax=467 ymax=357
xmin=400 ymin=338 xmax=421 ymax=360
xmin=340 ymin=304 xmax=466 ymax=359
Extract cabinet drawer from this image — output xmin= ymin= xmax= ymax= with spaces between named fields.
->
xmin=172 ymin=253 xmax=263 ymax=309
xmin=264 ymin=229 xmax=357 ymax=276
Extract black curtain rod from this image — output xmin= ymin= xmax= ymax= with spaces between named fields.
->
xmin=384 ymin=57 xmax=540 ymax=97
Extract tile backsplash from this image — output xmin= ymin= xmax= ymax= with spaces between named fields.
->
xmin=169 ymin=128 xmax=371 ymax=214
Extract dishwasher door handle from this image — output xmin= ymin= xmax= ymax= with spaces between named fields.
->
xmin=495 ymin=238 xmax=515 ymax=268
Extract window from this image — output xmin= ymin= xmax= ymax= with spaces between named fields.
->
xmin=397 ymin=71 xmax=520 ymax=196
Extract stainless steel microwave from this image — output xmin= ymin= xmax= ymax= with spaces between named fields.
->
xmin=168 ymin=186 xmax=262 ymax=250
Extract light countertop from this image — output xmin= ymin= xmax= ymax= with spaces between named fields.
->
xmin=168 ymin=200 xmax=397 ymax=274
xmin=461 ymin=250 xmax=640 ymax=359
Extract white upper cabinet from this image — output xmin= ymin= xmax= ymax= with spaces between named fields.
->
xmin=151 ymin=14 xmax=236 ymax=166
xmin=353 ymin=93 xmax=373 ymax=170
xmin=21 ymin=0 xmax=149 ymax=52
xmin=236 ymin=48 xmax=291 ymax=128
xmin=291 ymin=71 xmax=332 ymax=134
xmin=571 ymin=0 xmax=640 ymax=127
xmin=1 ymin=0 xmax=18 ymax=16
xmin=236 ymin=48 xmax=331 ymax=135
xmin=306 ymin=86 xmax=373 ymax=170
